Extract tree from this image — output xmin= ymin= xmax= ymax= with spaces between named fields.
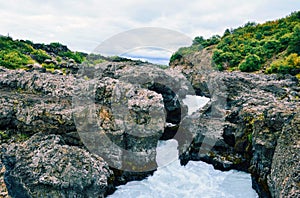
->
xmin=223 ymin=29 xmax=231 ymax=37
xmin=193 ymin=36 xmax=206 ymax=45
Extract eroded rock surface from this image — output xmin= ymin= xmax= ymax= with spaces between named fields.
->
xmin=268 ymin=111 xmax=300 ymax=197
xmin=1 ymin=56 xmax=299 ymax=198
xmin=0 ymin=160 xmax=9 ymax=198
xmin=172 ymin=53 xmax=300 ymax=197
xmin=0 ymin=62 xmax=191 ymax=196
xmin=1 ymin=133 xmax=113 ymax=198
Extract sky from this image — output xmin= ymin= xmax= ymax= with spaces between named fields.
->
xmin=0 ymin=0 xmax=300 ymax=57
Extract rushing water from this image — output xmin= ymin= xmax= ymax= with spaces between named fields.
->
xmin=182 ymin=95 xmax=210 ymax=115
xmin=109 ymin=140 xmax=258 ymax=198
xmin=108 ymin=95 xmax=258 ymax=198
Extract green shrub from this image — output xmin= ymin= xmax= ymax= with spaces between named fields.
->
xmin=193 ymin=35 xmax=220 ymax=48
xmin=170 ymin=52 xmax=182 ymax=63
xmin=42 ymin=63 xmax=58 ymax=70
xmin=84 ymin=53 xmax=106 ymax=66
xmin=266 ymin=53 xmax=300 ymax=75
xmin=213 ymin=49 xmax=242 ymax=71
xmin=16 ymin=133 xmax=30 ymax=142
xmin=238 ymin=54 xmax=261 ymax=72
xmin=0 ymin=36 xmax=34 ymax=54
xmin=0 ymin=130 xmax=9 ymax=140
xmin=31 ymin=49 xmax=51 ymax=63
xmin=207 ymin=11 xmax=300 ymax=73
xmin=169 ymin=44 xmax=203 ymax=63
xmin=288 ymin=24 xmax=300 ymax=55
xmin=0 ymin=36 xmax=88 ymax=70
xmin=263 ymin=39 xmax=282 ymax=56
xmin=56 ymin=56 xmax=62 ymax=62
xmin=59 ymin=51 xmax=85 ymax=63
xmin=0 ymin=50 xmax=34 ymax=69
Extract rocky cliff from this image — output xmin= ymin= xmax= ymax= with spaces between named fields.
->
xmin=0 ymin=55 xmax=299 ymax=197
xmin=0 ymin=61 xmax=190 ymax=197
xmin=171 ymin=51 xmax=300 ymax=197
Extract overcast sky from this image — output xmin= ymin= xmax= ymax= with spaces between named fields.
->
xmin=0 ymin=0 xmax=299 ymax=53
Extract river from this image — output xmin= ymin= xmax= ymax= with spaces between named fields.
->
xmin=108 ymin=95 xmax=258 ymax=198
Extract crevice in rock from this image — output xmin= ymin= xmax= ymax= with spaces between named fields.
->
xmin=147 ymin=83 xmax=183 ymax=141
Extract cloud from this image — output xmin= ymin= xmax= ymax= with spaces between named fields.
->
xmin=0 ymin=0 xmax=299 ymax=53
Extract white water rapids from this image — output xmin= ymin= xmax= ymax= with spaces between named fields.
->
xmin=108 ymin=95 xmax=258 ymax=198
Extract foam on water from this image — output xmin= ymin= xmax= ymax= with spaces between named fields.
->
xmin=108 ymin=96 xmax=258 ymax=197
xmin=109 ymin=140 xmax=258 ymax=198
xmin=182 ymin=95 xmax=210 ymax=115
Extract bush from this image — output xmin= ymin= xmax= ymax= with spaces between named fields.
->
xmin=263 ymin=39 xmax=282 ymax=56
xmin=193 ymin=36 xmax=206 ymax=45
xmin=49 ymin=42 xmax=64 ymax=49
xmin=0 ymin=50 xmax=33 ymax=69
xmin=238 ymin=54 xmax=261 ymax=72
xmin=31 ymin=49 xmax=51 ymax=63
xmin=84 ymin=54 xmax=106 ymax=66
xmin=169 ymin=52 xmax=182 ymax=63
xmin=42 ymin=62 xmax=58 ymax=69
xmin=288 ymin=25 xmax=300 ymax=55
xmin=56 ymin=56 xmax=62 ymax=63
xmin=193 ymin=35 xmax=221 ymax=48
xmin=266 ymin=53 xmax=300 ymax=75
xmin=58 ymin=51 xmax=85 ymax=63
xmin=208 ymin=11 xmax=300 ymax=73
xmin=213 ymin=49 xmax=242 ymax=71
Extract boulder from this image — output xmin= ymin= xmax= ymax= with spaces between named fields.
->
xmin=73 ymin=76 xmax=166 ymax=172
xmin=1 ymin=133 xmax=113 ymax=198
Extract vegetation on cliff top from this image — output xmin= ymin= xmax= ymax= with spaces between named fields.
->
xmin=170 ymin=11 xmax=300 ymax=76
xmin=1 ymin=11 xmax=299 ymax=77
xmin=0 ymin=36 xmax=87 ymax=70
xmin=0 ymin=36 xmax=148 ymax=71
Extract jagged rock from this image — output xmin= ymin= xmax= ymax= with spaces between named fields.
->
xmin=0 ymin=160 xmax=9 ymax=198
xmin=267 ymin=111 xmax=300 ymax=197
xmin=170 ymin=47 xmax=214 ymax=97
xmin=44 ymin=59 xmax=57 ymax=65
xmin=0 ymin=67 xmax=74 ymax=97
xmin=1 ymin=57 xmax=299 ymax=198
xmin=73 ymin=76 xmax=166 ymax=172
xmin=24 ymin=63 xmax=45 ymax=72
xmin=53 ymin=69 xmax=63 ymax=75
xmin=32 ymin=43 xmax=69 ymax=55
xmin=1 ymin=133 xmax=113 ymax=198
xmin=0 ymin=67 xmax=78 ymax=145
xmin=0 ymin=62 xmax=192 ymax=195
xmin=0 ymin=62 xmax=189 ymax=146
xmin=32 ymin=63 xmax=43 ymax=69
xmin=172 ymin=54 xmax=300 ymax=197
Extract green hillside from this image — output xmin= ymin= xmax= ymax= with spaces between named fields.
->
xmin=0 ymin=36 xmax=145 ymax=73
xmin=170 ymin=11 xmax=300 ymax=78
xmin=0 ymin=36 xmax=86 ymax=70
